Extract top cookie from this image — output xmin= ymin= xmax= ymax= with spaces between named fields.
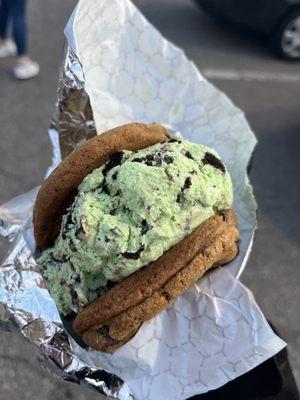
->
xmin=33 ymin=123 xmax=169 ymax=249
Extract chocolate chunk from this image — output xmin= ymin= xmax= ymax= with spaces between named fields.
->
xmin=141 ymin=219 xmax=149 ymax=235
xmin=132 ymin=157 xmax=142 ymax=163
xmin=168 ymin=138 xmax=181 ymax=143
xmin=106 ymin=280 xmax=115 ymax=290
xmin=176 ymin=176 xmax=192 ymax=203
xmin=104 ymin=235 xmax=109 ymax=243
xmin=70 ymin=287 xmax=78 ymax=300
xmin=102 ymin=151 xmax=124 ymax=176
xmin=50 ymin=253 xmax=62 ymax=264
xmin=69 ymin=242 xmax=77 ymax=252
xmin=112 ymin=171 xmax=118 ymax=180
xmin=184 ymin=151 xmax=194 ymax=160
xmin=65 ymin=212 xmax=73 ymax=227
xmin=163 ymin=155 xmax=173 ymax=164
xmin=131 ymin=152 xmax=159 ymax=167
xmin=75 ymin=275 xmax=81 ymax=283
xmin=203 ymin=152 xmax=225 ymax=173
xmin=62 ymin=212 xmax=73 ymax=239
xmin=122 ymin=244 xmax=145 ymax=260
xmin=145 ymin=154 xmax=154 ymax=162
xmin=69 ymin=261 xmax=75 ymax=271
xmin=75 ymin=226 xmax=85 ymax=240
xmin=102 ymin=182 xmax=110 ymax=195
xmin=132 ymin=156 xmax=154 ymax=166
xmin=183 ymin=176 xmax=192 ymax=190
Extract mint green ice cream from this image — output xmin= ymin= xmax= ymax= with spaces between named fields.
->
xmin=38 ymin=138 xmax=233 ymax=315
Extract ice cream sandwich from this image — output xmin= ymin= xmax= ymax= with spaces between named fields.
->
xmin=34 ymin=122 xmax=239 ymax=352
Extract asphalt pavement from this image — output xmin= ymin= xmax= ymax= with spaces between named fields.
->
xmin=0 ymin=0 xmax=299 ymax=399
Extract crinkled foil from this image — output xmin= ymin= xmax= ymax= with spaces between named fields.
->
xmin=0 ymin=47 xmax=133 ymax=400
xmin=53 ymin=46 xmax=96 ymax=159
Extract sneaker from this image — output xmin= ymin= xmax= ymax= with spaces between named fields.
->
xmin=13 ymin=59 xmax=40 ymax=80
xmin=0 ymin=39 xmax=17 ymax=58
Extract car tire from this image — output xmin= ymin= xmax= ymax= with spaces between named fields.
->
xmin=270 ymin=9 xmax=300 ymax=60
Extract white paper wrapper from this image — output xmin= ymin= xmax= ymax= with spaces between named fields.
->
xmin=0 ymin=0 xmax=286 ymax=399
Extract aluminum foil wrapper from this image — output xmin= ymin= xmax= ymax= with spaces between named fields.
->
xmin=0 ymin=0 xmax=286 ymax=399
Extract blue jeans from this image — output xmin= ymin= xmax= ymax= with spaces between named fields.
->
xmin=0 ymin=0 xmax=27 ymax=56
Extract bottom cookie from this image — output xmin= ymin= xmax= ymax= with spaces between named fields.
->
xmin=74 ymin=210 xmax=239 ymax=352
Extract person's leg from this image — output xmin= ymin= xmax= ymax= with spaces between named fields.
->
xmin=9 ymin=0 xmax=27 ymax=56
xmin=0 ymin=0 xmax=17 ymax=57
xmin=0 ymin=0 xmax=10 ymax=41
xmin=8 ymin=0 xmax=39 ymax=79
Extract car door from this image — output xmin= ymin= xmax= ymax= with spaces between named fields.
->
xmin=220 ymin=0 xmax=289 ymax=34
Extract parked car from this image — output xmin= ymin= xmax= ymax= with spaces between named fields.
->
xmin=193 ymin=0 xmax=300 ymax=59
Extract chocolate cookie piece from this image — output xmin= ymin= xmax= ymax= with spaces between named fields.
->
xmin=79 ymin=210 xmax=239 ymax=351
xmin=33 ymin=123 xmax=169 ymax=249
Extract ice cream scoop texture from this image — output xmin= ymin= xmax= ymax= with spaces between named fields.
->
xmin=38 ymin=138 xmax=233 ymax=315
